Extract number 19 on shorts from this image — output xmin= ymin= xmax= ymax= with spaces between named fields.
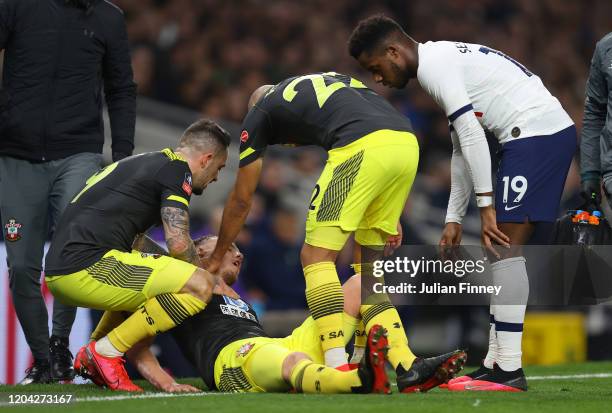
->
xmin=502 ymin=175 xmax=528 ymax=209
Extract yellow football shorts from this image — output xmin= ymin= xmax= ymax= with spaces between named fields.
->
xmin=213 ymin=314 xmax=359 ymax=392
xmin=45 ymin=249 xmax=197 ymax=312
xmin=305 ymin=129 xmax=419 ymax=250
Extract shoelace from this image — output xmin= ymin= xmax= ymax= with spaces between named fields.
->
xmin=23 ymin=363 xmax=46 ymax=377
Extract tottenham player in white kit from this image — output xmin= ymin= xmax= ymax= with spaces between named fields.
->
xmin=349 ymin=15 xmax=576 ymax=392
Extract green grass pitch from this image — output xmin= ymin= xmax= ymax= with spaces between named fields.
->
xmin=2 ymin=362 xmax=612 ymax=413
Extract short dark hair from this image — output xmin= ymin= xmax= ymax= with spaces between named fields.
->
xmin=348 ymin=14 xmax=404 ymax=59
xmin=178 ymin=119 xmax=231 ymax=154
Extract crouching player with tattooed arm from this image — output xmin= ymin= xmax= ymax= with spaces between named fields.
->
xmin=85 ymin=236 xmax=466 ymax=394
xmin=44 ymin=120 xmax=230 ymax=392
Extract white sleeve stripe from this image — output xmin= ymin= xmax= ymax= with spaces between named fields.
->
xmin=448 ymin=104 xmax=474 ymax=122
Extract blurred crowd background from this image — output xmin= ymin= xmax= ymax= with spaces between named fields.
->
xmin=3 ymin=1 xmax=611 ymax=377
xmin=118 ymin=0 xmax=611 ymax=315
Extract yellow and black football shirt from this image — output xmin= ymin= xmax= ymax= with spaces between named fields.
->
xmin=238 ymin=72 xmax=414 ymax=167
xmin=171 ymin=294 xmax=266 ymax=390
xmin=45 ymin=149 xmax=192 ymax=275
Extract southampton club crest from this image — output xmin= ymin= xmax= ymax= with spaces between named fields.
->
xmin=4 ymin=218 xmax=22 ymax=242
xmin=235 ymin=342 xmax=255 ymax=358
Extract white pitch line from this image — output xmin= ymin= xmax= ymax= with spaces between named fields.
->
xmin=528 ymin=373 xmax=612 ymax=381
xmin=76 ymin=391 xmax=231 ymax=402
xmin=0 ymin=392 xmax=230 ymax=407
xmin=2 ymin=373 xmax=612 ymax=406
xmin=388 ymin=372 xmax=612 ymax=388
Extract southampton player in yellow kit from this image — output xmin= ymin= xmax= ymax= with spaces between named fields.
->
xmin=44 ymin=120 xmax=230 ymax=392
xmin=202 ymin=75 xmax=465 ymax=389
xmin=81 ymin=236 xmax=466 ymax=394
xmin=205 ymin=72 xmax=420 ymax=374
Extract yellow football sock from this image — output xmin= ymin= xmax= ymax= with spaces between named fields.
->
xmin=361 ymin=299 xmax=416 ymax=371
xmin=290 ymin=359 xmax=361 ymax=393
xmin=354 ymin=318 xmax=366 ymax=348
xmin=108 ymin=293 xmax=205 ymax=353
xmin=348 ymin=264 xmax=367 ymax=362
xmin=350 ymin=319 xmax=366 ymax=363
xmin=342 ymin=312 xmax=359 ymax=339
xmin=90 ymin=311 xmax=127 ymax=342
xmin=304 ymin=262 xmax=345 ymax=354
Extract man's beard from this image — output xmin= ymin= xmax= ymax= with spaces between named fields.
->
xmin=390 ymin=61 xmax=410 ymax=89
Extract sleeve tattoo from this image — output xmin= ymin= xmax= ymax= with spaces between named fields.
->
xmin=160 ymin=206 xmax=199 ymax=265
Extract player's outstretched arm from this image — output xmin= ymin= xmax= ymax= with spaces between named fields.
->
xmin=160 ymin=206 xmax=200 ymax=266
xmin=127 ymin=337 xmax=200 ymax=393
xmin=207 ymin=158 xmax=262 ymax=273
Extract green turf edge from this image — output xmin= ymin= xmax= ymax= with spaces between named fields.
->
xmin=1 ymin=363 xmax=611 ymax=413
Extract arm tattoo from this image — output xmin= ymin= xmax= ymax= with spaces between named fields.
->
xmin=132 ymin=233 xmax=169 ymax=256
xmin=160 ymin=207 xmax=199 ymax=265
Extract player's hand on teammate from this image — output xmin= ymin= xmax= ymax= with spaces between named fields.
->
xmin=200 ymin=256 xmax=212 ymax=270
xmin=479 ymin=206 xmax=510 ymax=258
xmin=160 ymin=381 xmax=201 ymax=393
xmin=384 ymin=221 xmax=403 ymax=256
xmin=201 ymin=256 xmax=221 ymax=274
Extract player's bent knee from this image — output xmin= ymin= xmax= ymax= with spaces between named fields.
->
xmin=342 ymin=275 xmax=361 ymax=318
xmin=282 ymin=352 xmax=311 ymax=382
xmin=181 ymin=268 xmax=214 ymax=302
xmin=300 ymin=244 xmax=315 ymax=266
xmin=300 ymin=243 xmax=338 ymax=267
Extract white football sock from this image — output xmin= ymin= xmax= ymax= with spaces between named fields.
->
xmin=349 ymin=346 xmax=365 ymax=364
xmin=483 ymin=306 xmax=497 ymax=369
xmin=491 ymin=256 xmax=529 ymax=372
xmin=95 ymin=336 xmax=124 ymax=358
xmin=324 ymin=347 xmax=347 ymax=368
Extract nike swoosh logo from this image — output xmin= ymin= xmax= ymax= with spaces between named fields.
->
xmin=504 ymin=204 xmax=522 ymax=211
xmin=464 ymin=383 xmax=488 ymax=390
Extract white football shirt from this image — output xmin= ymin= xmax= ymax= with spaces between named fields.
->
xmin=417 ymin=41 xmax=573 ymax=143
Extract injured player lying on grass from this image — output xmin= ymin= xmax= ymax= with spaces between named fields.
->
xmin=75 ymin=235 xmax=466 ymax=393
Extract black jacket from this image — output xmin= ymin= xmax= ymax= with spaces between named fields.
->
xmin=0 ymin=0 xmax=136 ymax=161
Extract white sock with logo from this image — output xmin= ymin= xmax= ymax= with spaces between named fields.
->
xmin=95 ymin=336 xmax=124 ymax=358
xmin=325 ymin=347 xmax=348 ymax=368
xmin=483 ymin=306 xmax=497 ymax=369
xmin=490 ymin=256 xmax=529 ymax=372
xmin=349 ymin=347 xmax=365 ymax=364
